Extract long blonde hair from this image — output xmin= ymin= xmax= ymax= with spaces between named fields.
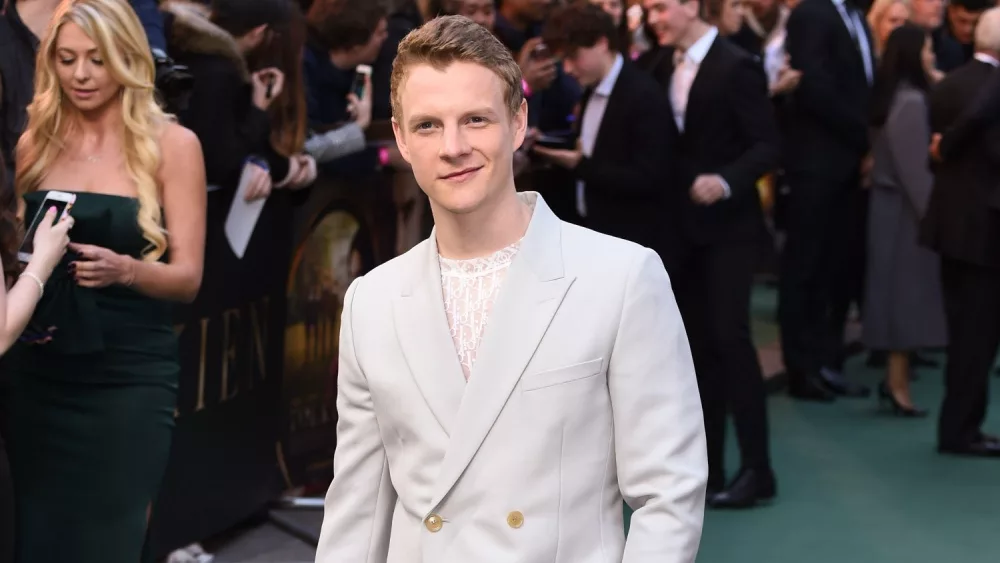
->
xmin=16 ymin=0 xmax=169 ymax=261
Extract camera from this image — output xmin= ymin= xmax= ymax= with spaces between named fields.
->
xmin=153 ymin=49 xmax=194 ymax=113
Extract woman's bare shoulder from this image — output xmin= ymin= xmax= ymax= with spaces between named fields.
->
xmin=156 ymin=121 xmax=204 ymax=192
xmin=160 ymin=121 xmax=202 ymax=156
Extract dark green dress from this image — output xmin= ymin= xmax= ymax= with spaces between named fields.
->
xmin=3 ymin=191 xmax=178 ymax=562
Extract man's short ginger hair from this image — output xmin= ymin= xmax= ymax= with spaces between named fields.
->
xmin=390 ymin=15 xmax=524 ymax=121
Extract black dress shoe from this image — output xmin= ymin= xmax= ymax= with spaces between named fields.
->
xmin=820 ymin=367 xmax=872 ymax=398
xmin=708 ymin=468 xmax=777 ymax=509
xmin=788 ymin=374 xmax=836 ymax=402
xmin=938 ymin=439 xmax=1000 ymax=457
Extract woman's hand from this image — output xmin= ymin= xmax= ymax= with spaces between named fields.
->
xmin=68 ymin=243 xmax=136 ymax=289
xmin=251 ymin=68 xmax=285 ymax=111
xmin=287 ymin=154 xmax=318 ymax=189
xmin=244 ymin=162 xmax=273 ymax=202
xmin=27 ymin=206 xmax=74 ymax=281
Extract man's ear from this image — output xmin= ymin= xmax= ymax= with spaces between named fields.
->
xmin=391 ymin=117 xmax=412 ymax=164
xmin=512 ymin=99 xmax=529 ymax=151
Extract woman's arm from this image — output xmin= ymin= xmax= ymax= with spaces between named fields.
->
xmin=0 ymin=264 xmax=46 ymax=353
xmin=0 ymin=209 xmax=73 ymax=353
xmin=127 ymin=123 xmax=207 ymax=303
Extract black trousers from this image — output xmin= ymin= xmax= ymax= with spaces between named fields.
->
xmin=673 ymin=240 xmax=771 ymax=487
xmin=779 ymin=170 xmax=857 ymax=378
xmin=938 ymin=257 xmax=1000 ymax=448
xmin=826 ymin=188 xmax=868 ymax=371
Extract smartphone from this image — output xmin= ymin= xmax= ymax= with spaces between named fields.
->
xmin=531 ymin=42 xmax=551 ymax=61
xmin=534 ymin=134 xmax=576 ymax=150
xmin=352 ymin=65 xmax=372 ymax=99
xmin=19 ymin=191 xmax=76 ymax=263
xmin=265 ymin=74 xmax=276 ymax=100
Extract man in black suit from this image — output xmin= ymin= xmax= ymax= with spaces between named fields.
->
xmin=922 ymin=8 xmax=1000 ymax=458
xmin=780 ymin=0 xmax=876 ymax=402
xmin=643 ymin=0 xmax=780 ymax=509
xmin=532 ymin=3 xmax=674 ymax=261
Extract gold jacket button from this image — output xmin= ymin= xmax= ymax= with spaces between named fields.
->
xmin=507 ymin=511 xmax=524 ymax=529
xmin=424 ymin=513 xmax=443 ymax=532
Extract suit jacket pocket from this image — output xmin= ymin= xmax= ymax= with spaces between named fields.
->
xmin=522 ymin=358 xmax=603 ymax=392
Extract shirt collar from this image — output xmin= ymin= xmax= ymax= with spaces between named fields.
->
xmin=831 ymin=0 xmax=847 ymax=7
xmin=974 ymin=52 xmax=1000 ymax=67
xmin=595 ymin=53 xmax=624 ymax=96
xmin=684 ymin=26 xmax=718 ymax=65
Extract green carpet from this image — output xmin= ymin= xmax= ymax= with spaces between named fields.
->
xmin=624 ymin=285 xmax=1000 ymax=562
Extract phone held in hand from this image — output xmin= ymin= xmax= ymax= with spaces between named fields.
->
xmin=352 ymin=64 xmax=372 ymax=100
xmin=531 ymin=42 xmax=551 ymax=61
xmin=534 ymin=130 xmax=576 ymax=150
xmin=18 ymin=190 xmax=76 ymax=263
xmin=265 ymin=74 xmax=276 ymax=100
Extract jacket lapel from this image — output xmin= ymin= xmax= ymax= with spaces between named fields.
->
xmin=430 ymin=193 xmax=575 ymax=508
xmin=590 ymin=66 xmax=628 ymax=159
xmin=392 ymin=239 xmax=466 ymax=436
xmin=682 ymin=36 xmax=723 ymax=140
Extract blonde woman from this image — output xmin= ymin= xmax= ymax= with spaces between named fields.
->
xmin=3 ymin=0 xmax=205 ymax=561
xmin=868 ymin=0 xmax=912 ymax=57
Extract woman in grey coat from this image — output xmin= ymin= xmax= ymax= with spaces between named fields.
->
xmin=864 ymin=23 xmax=947 ymax=417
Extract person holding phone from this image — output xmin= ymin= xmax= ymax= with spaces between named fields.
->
xmin=3 ymin=1 xmax=207 ymax=561
xmin=0 ymin=156 xmax=73 ymax=563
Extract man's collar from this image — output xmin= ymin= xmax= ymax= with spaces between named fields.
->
xmin=683 ymin=26 xmax=718 ymax=65
xmin=594 ymin=53 xmax=624 ymax=96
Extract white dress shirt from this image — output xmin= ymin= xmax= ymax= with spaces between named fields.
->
xmin=670 ymin=26 xmax=717 ymax=133
xmin=576 ymin=53 xmax=624 ymax=217
xmin=670 ymin=27 xmax=732 ymax=199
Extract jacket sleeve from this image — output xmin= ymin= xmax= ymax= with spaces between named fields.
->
xmin=718 ymin=57 xmax=782 ymax=196
xmin=614 ymin=249 xmax=707 ymax=563
xmin=179 ymin=61 xmax=271 ymax=189
xmin=315 ymin=277 xmax=396 ymax=563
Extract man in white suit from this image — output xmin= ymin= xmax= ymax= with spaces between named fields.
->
xmin=316 ymin=15 xmax=707 ymax=563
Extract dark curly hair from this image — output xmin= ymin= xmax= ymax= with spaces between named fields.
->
xmin=0 ymin=154 xmax=21 ymax=281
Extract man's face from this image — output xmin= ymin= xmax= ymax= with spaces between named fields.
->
xmin=507 ymin=0 xmax=553 ymax=23
xmin=947 ymin=5 xmax=982 ymax=45
xmin=643 ymin=0 xmax=699 ymax=47
xmin=910 ymin=0 xmax=944 ymax=30
xmin=560 ymin=40 xmax=610 ymax=87
xmin=392 ymin=62 xmax=527 ymax=217
xmin=457 ymin=0 xmax=496 ymax=30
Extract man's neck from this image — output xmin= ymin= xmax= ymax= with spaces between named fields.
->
xmin=676 ymin=20 xmax=712 ymax=52
xmin=434 ymin=186 xmax=532 ymax=260
xmin=596 ymin=50 xmax=617 ymax=85
xmin=15 ymin=0 xmax=62 ymax=41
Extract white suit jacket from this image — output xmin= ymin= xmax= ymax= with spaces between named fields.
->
xmin=316 ymin=192 xmax=707 ymax=563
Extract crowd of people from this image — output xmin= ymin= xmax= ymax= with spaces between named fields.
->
xmin=0 ymin=0 xmax=995 ymax=561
